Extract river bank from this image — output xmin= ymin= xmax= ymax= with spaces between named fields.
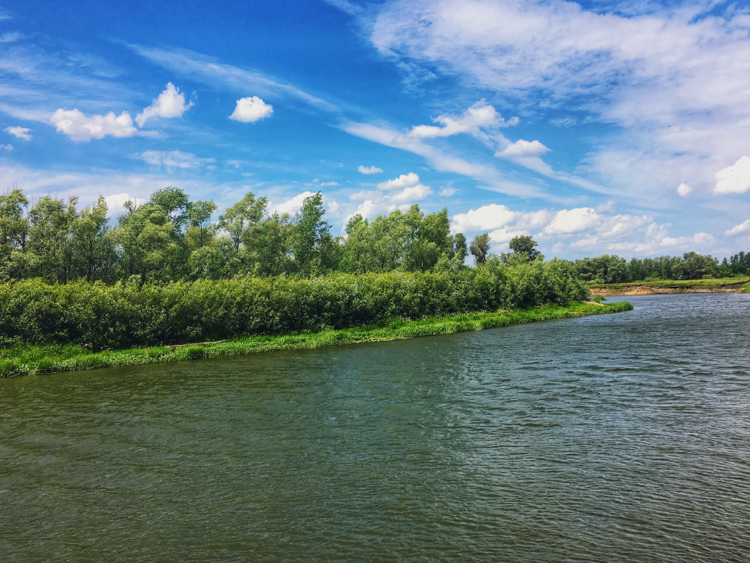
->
xmin=588 ymin=278 xmax=749 ymax=296
xmin=1 ymin=301 xmax=632 ymax=378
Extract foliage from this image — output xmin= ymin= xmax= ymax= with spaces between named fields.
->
xmin=0 ymin=301 xmax=633 ymax=378
xmin=469 ymin=233 xmax=491 ymax=264
xmin=0 ymin=260 xmax=588 ymax=350
xmin=573 ymin=252 xmax=723 ymax=283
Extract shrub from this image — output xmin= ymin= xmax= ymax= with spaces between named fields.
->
xmin=0 ymin=263 xmax=587 ymax=350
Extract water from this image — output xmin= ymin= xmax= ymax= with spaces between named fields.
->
xmin=1 ymin=294 xmax=750 ymax=562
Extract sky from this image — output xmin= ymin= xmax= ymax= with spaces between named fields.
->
xmin=1 ymin=0 xmax=750 ymax=259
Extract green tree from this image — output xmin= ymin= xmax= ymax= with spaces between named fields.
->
xmin=469 ymin=233 xmax=491 ymax=265
xmin=508 ymin=235 xmax=540 ymax=261
xmin=0 ymin=189 xmax=30 ymax=279
xmin=453 ymin=233 xmax=468 ymax=262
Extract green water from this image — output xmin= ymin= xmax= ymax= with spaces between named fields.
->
xmin=2 ymin=294 xmax=749 ymax=561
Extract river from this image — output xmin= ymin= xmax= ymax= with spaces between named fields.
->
xmin=1 ymin=293 xmax=749 ymax=562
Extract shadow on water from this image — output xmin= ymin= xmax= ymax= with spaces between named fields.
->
xmin=1 ymin=293 xmax=750 ymax=561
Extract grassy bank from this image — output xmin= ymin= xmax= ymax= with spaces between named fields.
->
xmin=1 ymin=301 xmax=632 ymax=378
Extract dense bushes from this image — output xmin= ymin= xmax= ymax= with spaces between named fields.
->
xmin=0 ymin=259 xmax=587 ymax=350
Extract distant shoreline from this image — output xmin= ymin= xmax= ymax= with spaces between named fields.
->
xmin=589 ymin=279 xmax=749 ymax=297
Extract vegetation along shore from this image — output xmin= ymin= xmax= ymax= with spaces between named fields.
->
xmin=0 ymin=302 xmax=632 ymax=378
xmin=588 ymin=278 xmax=750 ymax=296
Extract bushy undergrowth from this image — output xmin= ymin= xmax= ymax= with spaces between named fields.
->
xmin=0 ymin=302 xmax=633 ymax=378
xmin=0 ymin=259 xmax=587 ymax=350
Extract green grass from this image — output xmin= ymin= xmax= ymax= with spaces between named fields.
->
xmin=587 ymin=277 xmax=750 ymax=289
xmin=1 ymin=301 xmax=632 ymax=378
xmin=742 ymin=283 xmax=750 ymax=293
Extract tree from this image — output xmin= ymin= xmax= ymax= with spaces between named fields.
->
xmin=508 ymin=235 xmax=540 ymax=261
xmin=453 ymin=233 xmax=468 ymax=262
xmin=292 ymin=192 xmax=333 ymax=276
xmin=186 ymin=200 xmax=217 ymax=248
xmin=469 ymin=233 xmax=491 ymax=265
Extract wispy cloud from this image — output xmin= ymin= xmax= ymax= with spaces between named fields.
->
xmin=138 ymin=150 xmax=215 ymax=169
xmin=129 ymin=44 xmax=338 ymax=112
xmin=363 ymin=0 xmax=750 ymax=203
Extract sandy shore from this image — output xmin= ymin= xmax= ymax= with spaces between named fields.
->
xmin=589 ymin=281 xmax=747 ymax=297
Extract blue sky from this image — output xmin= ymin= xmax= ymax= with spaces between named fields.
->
xmin=2 ymin=0 xmax=750 ymax=258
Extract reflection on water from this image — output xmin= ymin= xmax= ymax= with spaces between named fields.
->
xmin=1 ymin=294 xmax=750 ymax=562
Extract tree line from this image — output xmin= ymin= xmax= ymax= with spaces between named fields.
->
xmin=572 ymin=252 xmax=750 ymax=284
xmin=1 ymin=186 xmax=747 ymax=285
xmin=0 ymin=187 xmax=478 ymax=284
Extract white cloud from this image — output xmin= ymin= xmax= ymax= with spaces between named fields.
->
xmin=714 ymin=156 xmax=750 ymax=194
xmin=570 ymin=237 xmax=598 ymax=249
xmin=543 ymin=208 xmax=602 ymax=236
xmin=677 ymin=182 xmax=692 ymax=197
xmin=489 ymin=227 xmax=528 ymax=245
xmin=439 ymin=187 xmax=457 ymax=197
xmin=229 ymin=96 xmax=273 ymax=123
xmin=51 ymin=108 xmax=137 ymax=142
xmin=4 ymin=126 xmax=31 ymax=140
xmin=1 ymin=144 xmax=12 ymax=151
xmin=358 ymin=165 xmax=383 ymax=174
xmin=451 ymin=204 xmax=516 ymax=233
xmin=319 ymin=181 xmax=338 ymax=186
xmin=391 ymin=184 xmax=433 ymax=203
xmin=364 ymin=0 xmax=750 ymax=211
xmin=104 ymin=193 xmax=146 ymax=216
xmin=135 ymin=83 xmax=192 ymax=127
xmin=408 ymin=100 xmax=514 ymax=138
xmin=377 ymin=172 xmax=420 ymax=190
xmin=496 ymin=139 xmax=549 ymax=158
xmin=138 ymin=150 xmax=215 ymax=169
xmin=726 ymin=220 xmax=750 ymax=236
xmin=268 ymin=191 xmax=316 ymax=215
xmin=341 ymin=120 xmax=545 ymax=198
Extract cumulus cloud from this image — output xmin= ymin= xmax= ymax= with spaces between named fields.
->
xmin=50 ymin=109 xmax=137 ymax=142
xmin=451 ymin=201 xmax=660 ymax=255
xmin=543 ymin=207 xmax=602 ymax=236
xmin=726 ymin=220 xmax=750 ymax=236
xmin=138 ymin=150 xmax=215 ymax=169
xmin=377 ymin=172 xmax=420 ymax=190
xmin=607 ymin=223 xmax=717 ymax=255
xmin=408 ymin=100 xmax=515 ymax=139
xmin=4 ymin=126 xmax=31 ymax=140
xmin=268 ymin=191 xmax=316 ymax=215
xmin=135 ymin=83 xmax=192 ymax=127
xmin=229 ymin=96 xmax=273 ymax=123
xmin=451 ymin=203 xmax=516 ymax=233
xmin=489 ymin=227 xmax=528 ymax=245
xmin=358 ymin=165 xmax=383 ymax=174
xmin=714 ymin=156 xmax=750 ymax=194
xmin=391 ymin=184 xmax=433 ymax=203
xmin=677 ymin=182 xmax=692 ymax=197
xmin=495 ymin=139 xmax=549 ymax=158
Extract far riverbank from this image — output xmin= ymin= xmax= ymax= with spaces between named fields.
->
xmin=588 ymin=278 xmax=749 ymax=296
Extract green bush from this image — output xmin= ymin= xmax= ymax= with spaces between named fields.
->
xmin=0 ymin=259 xmax=587 ymax=350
